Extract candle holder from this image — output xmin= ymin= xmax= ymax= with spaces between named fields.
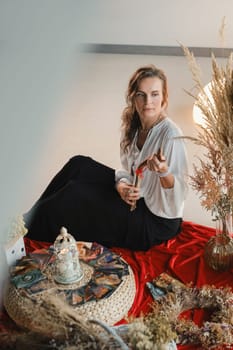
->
xmin=53 ymin=227 xmax=83 ymax=284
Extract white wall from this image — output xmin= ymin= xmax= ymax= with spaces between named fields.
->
xmin=0 ymin=0 xmax=98 ymax=295
xmin=1 ymin=0 xmax=233 ymax=253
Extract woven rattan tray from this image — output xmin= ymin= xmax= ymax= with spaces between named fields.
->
xmin=4 ymin=242 xmax=136 ymax=331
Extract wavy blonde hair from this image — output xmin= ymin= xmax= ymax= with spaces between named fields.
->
xmin=121 ymin=64 xmax=168 ymax=151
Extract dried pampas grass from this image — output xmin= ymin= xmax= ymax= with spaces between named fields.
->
xmin=181 ymin=41 xmax=233 ymax=221
xmin=2 ymin=291 xmax=122 ymax=350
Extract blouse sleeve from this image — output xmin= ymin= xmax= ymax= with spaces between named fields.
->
xmin=160 ymin=132 xmax=189 ymax=217
xmin=142 ymin=122 xmax=189 ymax=218
xmin=115 ymin=144 xmax=133 ymax=185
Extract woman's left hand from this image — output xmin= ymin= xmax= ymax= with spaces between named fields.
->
xmin=146 ymin=149 xmax=174 ymax=188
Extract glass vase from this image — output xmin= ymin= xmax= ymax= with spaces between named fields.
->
xmin=204 ymin=213 xmax=233 ymax=271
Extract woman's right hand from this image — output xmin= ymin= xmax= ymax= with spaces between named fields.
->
xmin=116 ymin=181 xmax=140 ymax=206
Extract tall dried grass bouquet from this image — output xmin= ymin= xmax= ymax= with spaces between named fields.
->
xmin=181 ymin=43 xmax=233 ymax=224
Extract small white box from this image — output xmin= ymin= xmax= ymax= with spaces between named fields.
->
xmin=4 ymin=235 xmax=26 ymax=266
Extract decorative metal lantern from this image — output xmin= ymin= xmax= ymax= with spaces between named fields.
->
xmin=53 ymin=227 xmax=83 ymax=284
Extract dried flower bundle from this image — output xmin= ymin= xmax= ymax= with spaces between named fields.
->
xmin=3 ymin=215 xmax=28 ymax=245
xmin=1 ymin=292 xmax=114 ymax=350
xmin=125 ymin=284 xmax=233 ymax=349
xmin=127 ymin=303 xmax=177 ymax=349
xmin=2 ymin=281 xmax=233 ymax=349
xmin=181 ymin=44 xmax=233 ymax=221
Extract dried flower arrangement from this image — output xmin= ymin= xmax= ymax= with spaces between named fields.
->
xmin=3 ymin=215 xmax=28 ymax=245
xmin=126 ymin=283 xmax=233 ymax=349
xmin=2 ymin=274 xmax=233 ymax=349
xmin=0 ymin=292 xmax=122 ymax=350
xmin=180 ymin=38 xmax=233 ymax=223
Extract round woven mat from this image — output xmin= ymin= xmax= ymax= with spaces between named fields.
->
xmin=4 ymin=248 xmax=136 ymax=330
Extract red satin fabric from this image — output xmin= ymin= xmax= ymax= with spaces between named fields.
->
xmin=2 ymin=221 xmax=233 ymax=349
xmin=112 ymin=221 xmax=233 ymax=350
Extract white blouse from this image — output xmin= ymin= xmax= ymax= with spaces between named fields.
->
xmin=115 ymin=117 xmax=189 ymax=218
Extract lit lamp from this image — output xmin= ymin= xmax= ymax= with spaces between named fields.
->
xmin=193 ymin=103 xmax=205 ymax=126
xmin=54 ymin=227 xmax=83 ymax=284
xmin=192 ymin=82 xmax=212 ymax=126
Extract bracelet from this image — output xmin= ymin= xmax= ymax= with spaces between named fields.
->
xmin=157 ymin=167 xmax=170 ymax=178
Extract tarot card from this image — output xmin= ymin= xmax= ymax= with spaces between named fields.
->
xmin=151 ymin=273 xmax=186 ymax=293
xmin=11 ymin=269 xmax=47 ymax=289
xmin=29 ymin=249 xmax=55 ymax=270
xmin=94 ymin=272 xmax=121 ymax=286
xmin=146 ymin=282 xmax=166 ymax=300
xmin=77 ymin=242 xmax=104 ymax=262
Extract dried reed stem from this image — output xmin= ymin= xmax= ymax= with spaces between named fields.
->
xmin=181 ymin=43 xmax=233 ymax=220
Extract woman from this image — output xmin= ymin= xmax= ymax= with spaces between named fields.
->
xmin=25 ymin=64 xmax=188 ymax=250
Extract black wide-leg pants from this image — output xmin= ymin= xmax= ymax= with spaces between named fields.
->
xmin=25 ymin=155 xmax=182 ymax=251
